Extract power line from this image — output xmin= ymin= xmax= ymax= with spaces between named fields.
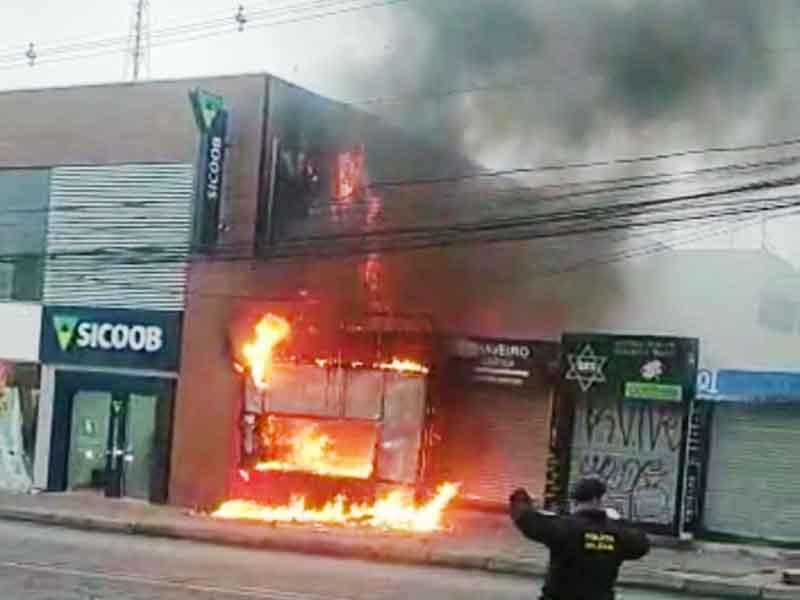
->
xmin=364 ymin=138 xmax=800 ymax=189
xmin=0 ymin=0 xmax=256 ymax=56
xmin=1 ymin=157 xmax=798 ymax=258
xmin=537 ymin=212 xmax=798 ymax=280
xmin=0 ymin=0 xmax=413 ymax=72
xmin=3 ymin=146 xmax=797 ymax=222
xmin=0 ymin=189 xmax=795 ymax=264
xmin=112 ymin=214 xmax=786 ymax=300
xmin=4 ymin=0 xmax=799 ymax=110
xmin=271 ymin=175 xmax=800 ymax=246
xmin=301 ymin=153 xmax=800 ymax=221
xmin=12 ymin=210 xmax=793 ymax=305
xmin=0 ymin=0 xmax=347 ymax=63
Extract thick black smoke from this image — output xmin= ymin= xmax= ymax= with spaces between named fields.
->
xmin=329 ymin=0 xmax=799 ymax=338
xmin=359 ymin=0 xmax=780 ymax=163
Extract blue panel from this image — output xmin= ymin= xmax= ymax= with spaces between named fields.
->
xmin=697 ymin=368 xmax=800 ymax=402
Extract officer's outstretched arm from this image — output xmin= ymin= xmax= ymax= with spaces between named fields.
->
xmin=513 ymin=509 xmax=568 ymax=550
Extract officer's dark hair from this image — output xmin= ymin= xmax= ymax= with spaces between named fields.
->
xmin=571 ymin=477 xmax=607 ymax=502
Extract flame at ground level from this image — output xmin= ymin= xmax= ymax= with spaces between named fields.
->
xmin=213 ymin=482 xmax=460 ymax=533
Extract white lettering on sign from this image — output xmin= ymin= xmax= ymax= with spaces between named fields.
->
xmin=696 ymin=369 xmax=719 ymax=395
xmin=206 ymin=136 xmax=224 ymax=201
xmin=75 ymin=322 xmax=164 ymax=353
xmin=479 ymin=343 xmax=531 ymax=360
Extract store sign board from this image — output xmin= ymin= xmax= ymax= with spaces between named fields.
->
xmin=40 ymin=306 xmax=182 ymax=372
xmin=446 ymin=336 xmax=558 ymax=388
xmin=697 ymin=368 xmax=800 ymax=401
xmin=549 ymin=332 xmax=699 ymax=538
xmin=189 ymin=88 xmax=229 ymax=247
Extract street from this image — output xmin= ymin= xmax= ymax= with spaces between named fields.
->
xmin=0 ymin=521 xmax=719 ymax=600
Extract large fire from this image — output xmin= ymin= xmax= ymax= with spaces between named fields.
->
xmin=255 ymin=418 xmax=375 ymax=480
xmin=229 ymin=313 xmax=459 ymax=533
xmin=214 ymin=482 xmax=460 ymax=533
xmin=241 ymin=314 xmax=290 ymax=390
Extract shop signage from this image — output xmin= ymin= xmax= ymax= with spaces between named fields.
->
xmin=447 ymin=337 xmax=558 ymax=388
xmin=41 ymin=306 xmax=182 ymax=372
xmin=697 ymin=368 xmax=800 ymax=401
xmin=189 ymin=88 xmax=229 ymax=246
xmin=624 ymin=381 xmax=683 ymax=402
xmin=546 ymin=332 xmax=699 ymax=538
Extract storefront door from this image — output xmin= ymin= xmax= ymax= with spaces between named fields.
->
xmin=49 ymin=371 xmax=173 ymax=502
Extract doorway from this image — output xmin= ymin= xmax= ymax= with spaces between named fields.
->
xmin=48 ymin=371 xmax=174 ymax=502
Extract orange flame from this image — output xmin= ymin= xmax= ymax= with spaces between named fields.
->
xmin=241 ymin=314 xmax=290 ymax=389
xmin=213 ymin=482 xmax=460 ymax=532
xmin=375 ymin=358 xmax=429 ymax=375
xmin=255 ymin=420 xmax=373 ymax=480
xmin=312 ymin=358 xmax=425 ymax=374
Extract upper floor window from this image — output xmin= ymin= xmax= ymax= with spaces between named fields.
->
xmin=0 ymin=169 xmax=49 ymax=302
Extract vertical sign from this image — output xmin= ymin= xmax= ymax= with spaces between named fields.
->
xmin=189 ymin=88 xmax=229 ymax=247
xmin=552 ymin=333 xmax=699 ymax=537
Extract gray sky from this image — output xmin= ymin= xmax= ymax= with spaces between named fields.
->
xmin=0 ymin=0 xmax=397 ymax=99
xmin=2 ymin=0 xmax=800 ymax=265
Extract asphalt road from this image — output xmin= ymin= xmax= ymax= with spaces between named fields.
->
xmin=0 ymin=520 xmax=717 ymax=599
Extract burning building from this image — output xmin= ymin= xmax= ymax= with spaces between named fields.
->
xmin=170 ymin=75 xmax=560 ymax=529
xmin=214 ymin=311 xmax=460 ymax=532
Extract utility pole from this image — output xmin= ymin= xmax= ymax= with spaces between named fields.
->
xmin=125 ymin=0 xmax=150 ymax=81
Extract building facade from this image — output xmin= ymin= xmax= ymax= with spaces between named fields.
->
xmin=0 ymin=75 xmax=264 ymax=500
xmin=172 ymin=76 xmax=800 ymax=530
xmin=695 ymin=368 xmax=800 ymax=543
xmin=5 ymin=73 xmax=797 ymax=533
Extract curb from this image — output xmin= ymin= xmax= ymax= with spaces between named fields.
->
xmin=0 ymin=507 xmax=774 ymax=598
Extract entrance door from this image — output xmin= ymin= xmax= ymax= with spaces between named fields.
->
xmin=50 ymin=371 xmax=174 ymax=502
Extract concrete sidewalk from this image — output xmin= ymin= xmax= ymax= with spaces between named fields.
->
xmin=0 ymin=491 xmax=796 ymax=599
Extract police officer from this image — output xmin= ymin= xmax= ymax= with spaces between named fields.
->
xmin=510 ymin=477 xmax=650 ymax=600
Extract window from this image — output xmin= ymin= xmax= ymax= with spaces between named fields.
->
xmin=0 ymin=169 xmax=49 ymax=301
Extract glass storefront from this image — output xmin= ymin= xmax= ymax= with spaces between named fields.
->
xmin=51 ymin=371 xmax=172 ymax=501
xmin=0 ymin=361 xmax=39 ymax=492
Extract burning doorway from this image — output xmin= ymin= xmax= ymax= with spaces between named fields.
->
xmin=218 ymin=313 xmax=459 ymax=532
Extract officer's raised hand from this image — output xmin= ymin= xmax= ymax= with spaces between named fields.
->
xmin=509 ymin=488 xmax=535 ymax=521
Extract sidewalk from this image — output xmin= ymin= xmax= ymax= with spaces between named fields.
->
xmin=0 ymin=491 xmax=797 ymax=599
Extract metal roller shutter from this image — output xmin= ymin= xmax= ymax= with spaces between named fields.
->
xmin=429 ymin=384 xmax=551 ymax=506
xmin=704 ymin=402 xmax=800 ymax=542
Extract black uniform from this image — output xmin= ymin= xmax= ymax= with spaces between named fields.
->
xmin=513 ymin=507 xmax=650 ymax=600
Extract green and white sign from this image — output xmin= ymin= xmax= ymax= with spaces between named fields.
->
xmin=41 ymin=306 xmax=182 ymax=372
xmin=545 ymin=332 xmax=700 ymax=539
xmin=624 ymin=381 xmax=683 ymax=402
xmin=188 ymin=87 xmax=229 ymax=246
xmin=51 ymin=313 xmax=163 ymax=353
xmin=189 ymin=88 xmax=225 ymax=133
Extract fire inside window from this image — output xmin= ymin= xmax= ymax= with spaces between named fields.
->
xmin=235 ymin=314 xmax=431 ymax=487
xmin=332 ymin=145 xmax=364 ymax=202
xmin=255 ymin=415 xmax=378 ymax=480
xmin=221 ymin=314 xmax=462 ymax=533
